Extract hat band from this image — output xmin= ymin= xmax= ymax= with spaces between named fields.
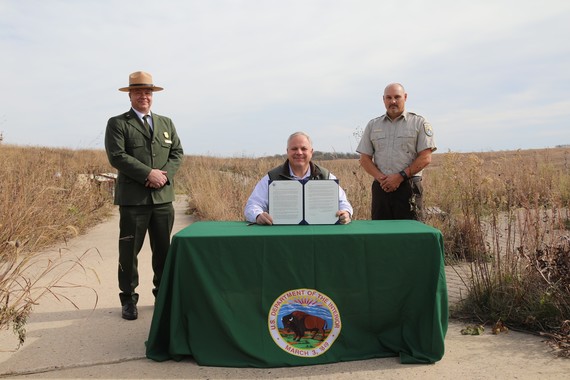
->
xmin=129 ymin=83 xmax=155 ymax=87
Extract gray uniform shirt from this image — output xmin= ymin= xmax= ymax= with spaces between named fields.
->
xmin=356 ymin=111 xmax=436 ymax=176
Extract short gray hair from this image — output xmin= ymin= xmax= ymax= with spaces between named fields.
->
xmin=287 ymin=131 xmax=313 ymax=148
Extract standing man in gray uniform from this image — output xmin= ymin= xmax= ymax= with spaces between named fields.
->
xmin=356 ymin=83 xmax=436 ymax=220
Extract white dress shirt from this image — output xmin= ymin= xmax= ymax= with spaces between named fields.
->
xmin=244 ymin=165 xmax=353 ymax=223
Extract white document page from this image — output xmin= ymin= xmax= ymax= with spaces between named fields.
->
xmin=268 ymin=180 xmax=303 ymax=224
xmin=304 ymin=180 xmax=339 ymax=225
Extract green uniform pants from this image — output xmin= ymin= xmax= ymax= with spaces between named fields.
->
xmin=118 ymin=202 xmax=175 ymax=305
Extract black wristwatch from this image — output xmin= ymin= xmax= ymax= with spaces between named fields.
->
xmin=399 ymin=170 xmax=409 ymax=180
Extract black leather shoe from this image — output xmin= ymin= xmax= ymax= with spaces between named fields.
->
xmin=122 ymin=303 xmax=138 ymax=320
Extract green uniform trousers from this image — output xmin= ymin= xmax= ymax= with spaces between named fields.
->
xmin=118 ymin=202 xmax=175 ymax=305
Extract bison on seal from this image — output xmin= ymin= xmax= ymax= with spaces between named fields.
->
xmin=282 ymin=311 xmax=327 ymax=341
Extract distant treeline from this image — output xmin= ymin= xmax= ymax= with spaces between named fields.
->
xmin=268 ymin=151 xmax=359 ymax=160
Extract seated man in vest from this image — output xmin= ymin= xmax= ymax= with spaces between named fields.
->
xmin=244 ymin=131 xmax=353 ymax=225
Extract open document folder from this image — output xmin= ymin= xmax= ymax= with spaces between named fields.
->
xmin=268 ymin=179 xmax=340 ymax=225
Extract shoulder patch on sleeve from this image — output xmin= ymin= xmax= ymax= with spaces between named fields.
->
xmin=424 ymin=123 xmax=433 ymax=137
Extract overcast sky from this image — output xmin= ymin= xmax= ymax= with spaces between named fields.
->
xmin=2 ymin=0 xmax=569 ymax=157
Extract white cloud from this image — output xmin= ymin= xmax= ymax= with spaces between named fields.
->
xmin=1 ymin=0 xmax=570 ymax=155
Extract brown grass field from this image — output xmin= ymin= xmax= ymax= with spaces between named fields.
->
xmin=1 ymin=144 xmax=569 ymax=355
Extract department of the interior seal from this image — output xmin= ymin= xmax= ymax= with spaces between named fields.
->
xmin=268 ymin=288 xmax=341 ymax=357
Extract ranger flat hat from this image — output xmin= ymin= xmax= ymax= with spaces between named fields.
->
xmin=119 ymin=71 xmax=164 ymax=92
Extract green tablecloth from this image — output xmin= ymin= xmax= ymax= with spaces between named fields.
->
xmin=146 ymin=220 xmax=448 ymax=367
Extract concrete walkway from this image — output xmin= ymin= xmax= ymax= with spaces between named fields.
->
xmin=0 ymin=200 xmax=568 ymax=379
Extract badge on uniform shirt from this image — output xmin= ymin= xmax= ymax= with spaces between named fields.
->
xmin=163 ymin=132 xmax=169 ymax=139
xmin=424 ymin=123 xmax=433 ymax=137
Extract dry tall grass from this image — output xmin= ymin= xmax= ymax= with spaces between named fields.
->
xmin=2 ymin=144 xmax=570 ymax=354
xmin=424 ymin=148 xmax=570 ymax=355
xmin=1 ymin=145 xmax=113 ymax=347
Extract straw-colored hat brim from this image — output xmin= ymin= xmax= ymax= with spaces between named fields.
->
xmin=119 ymin=84 xmax=164 ymax=92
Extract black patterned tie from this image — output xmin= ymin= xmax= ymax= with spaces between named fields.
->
xmin=143 ymin=115 xmax=153 ymax=133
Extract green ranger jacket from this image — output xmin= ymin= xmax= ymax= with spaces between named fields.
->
xmin=105 ymin=109 xmax=184 ymax=206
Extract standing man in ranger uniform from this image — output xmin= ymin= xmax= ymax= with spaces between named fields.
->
xmin=105 ymin=71 xmax=184 ymax=320
xmin=357 ymin=83 xmax=436 ymax=220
